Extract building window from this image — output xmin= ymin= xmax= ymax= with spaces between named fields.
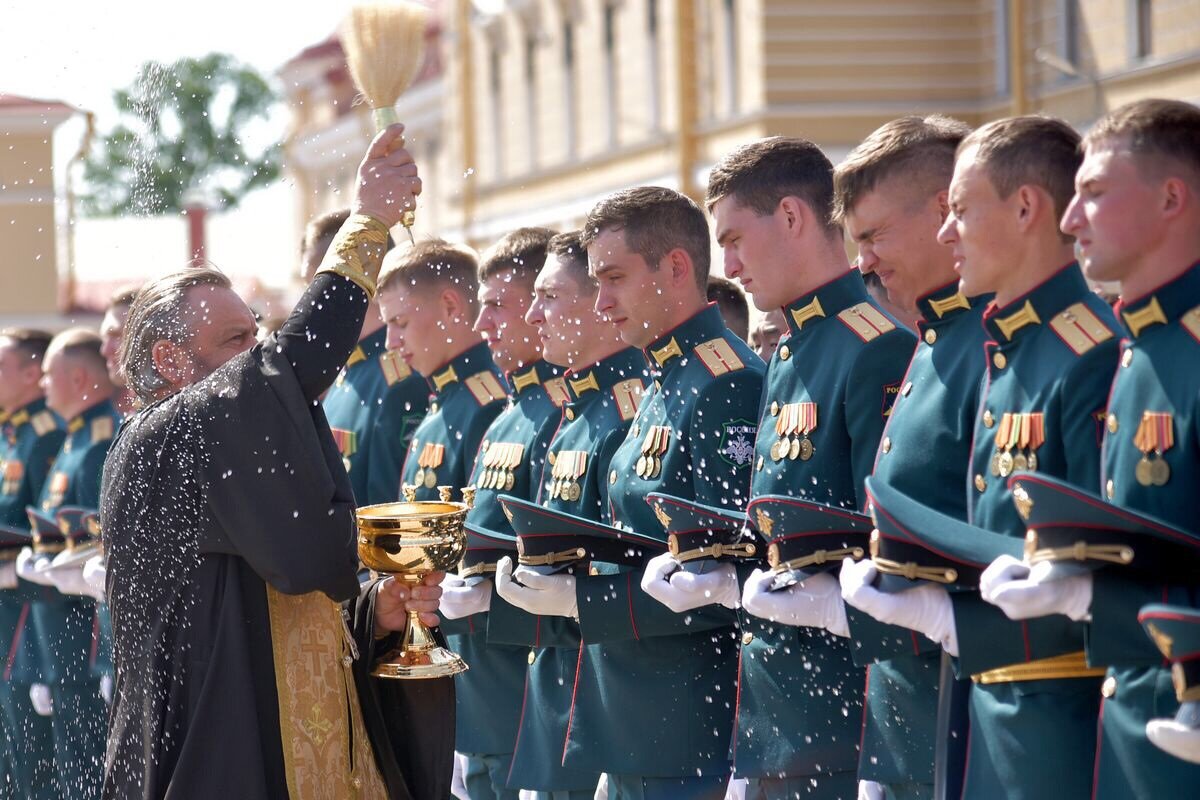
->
xmin=524 ymin=33 xmax=538 ymax=169
xmin=1131 ymin=0 xmax=1153 ymax=60
xmin=603 ymin=4 xmax=618 ymax=146
xmin=721 ymin=0 xmax=739 ymax=115
xmin=1059 ymin=0 xmax=1079 ymax=67
xmin=563 ymin=20 xmax=576 ymax=158
xmin=490 ymin=44 xmax=504 ymax=179
xmin=646 ymin=0 xmax=661 ymax=130
xmin=995 ymin=0 xmax=1010 ymax=95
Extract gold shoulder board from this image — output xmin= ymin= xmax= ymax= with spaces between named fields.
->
xmin=694 ymin=338 xmax=745 ymax=377
xmin=544 ymin=378 xmax=571 ymax=408
xmin=1181 ymin=305 xmax=1200 ymax=344
xmin=379 ymin=351 xmax=412 ymax=386
xmin=91 ymin=417 xmax=114 ymax=442
xmin=465 ymin=372 xmax=507 ymax=406
xmin=1050 ymin=302 xmax=1115 ymax=356
xmin=612 ymin=379 xmax=645 ymax=422
xmin=837 ymin=302 xmax=897 ymax=342
xmin=31 ymin=411 xmax=57 ymax=436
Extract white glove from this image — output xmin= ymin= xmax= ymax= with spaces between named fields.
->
xmin=29 ymin=684 xmax=52 ymax=716
xmin=437 ymin=574 xmax=492 ymax=619
xmin=741 ymin=569 xmax=849 ymax=636
xmin=15 ymin=548 xmax=55 ymax=587
xmin=858 ymin=780 xmax=885 ymax=800
xmin=640 ymin=553 xmax=740 ymax=613
xmin=1147 ymin=717 xmax=1200 ymax=765
xmin=0 ymin=562 xmax=16 ymax=590
xmin=46 ymin=563 xmax=94 ymax=599
xmin=83 ymin=555 xmax=107 ymax=600
xmin=980 ymin=555 xmax=1093 ymax=622
xmin=839 ymin=557 xmax=958 ymax=655
xmin=99 ymin=674 xmax=114 ymax=705
xmin=494 ymin=557 xmax=578 ymax=618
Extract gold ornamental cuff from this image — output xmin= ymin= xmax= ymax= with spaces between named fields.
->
xmin=316 ymin=213 xmax=391 ymax=300
xmin=971 ymin=650 xmax=1107 ymax=685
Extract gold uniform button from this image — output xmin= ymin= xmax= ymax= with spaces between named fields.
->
xmin=992 ymin=352 xmax=1007 ymax=370
xmin=565 ymin=408 xmax=575 ymax=420
xmin=924 ymin=329 xmax=937 ymax=345
xmin=881 ymin=437 xmax=892 ymax=454
xmin=1107 ymin=413 xmax=1119 ymax=434
xmin=1106 ymin=479 xmax=1114 ymax=499
xmin=975 ymin=474 xmax=987 ymax=492
xmin=609 ymin=470 xmax=618 ymax=485
xmin=1121 ymin=349 xmax=1133 ymax=368
xmin=983 ymin=410 xmax=995 ymax=428
xmin=1101 ymin=676 xmax=1117 ymax=698
xmin=770 ymin=401 xmax=780 ymax=417
xmin=778 ymin=345 xmax=791 ymax=361
xmin=742 ymin=632 xmax=754 ymax=645
xmin=901 ymin=382 xmax=912 ymax=397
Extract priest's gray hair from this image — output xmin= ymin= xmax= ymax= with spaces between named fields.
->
xmin=119 ymin=265 xmax=232 ymax=403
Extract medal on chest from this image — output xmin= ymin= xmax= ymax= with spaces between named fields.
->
xmin=770 ymin=401 xmax=817 ymax=462
xmin=1133 ymin=411 xmax=1174 ymax=487
xmin=478 ymin=441 xmax=524 ymax=491
xmin=415 ymin=442 xmax=446 ymax=489
xmin=636 ymin=426 xmax=671 ymax=479
xmin=549 ymin=450 xmax=587 ymax=501
xmin=991 ymin=412 xmax=1045 ymax=477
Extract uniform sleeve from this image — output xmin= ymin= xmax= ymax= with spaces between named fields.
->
xmin=26 ymin=431 xmax=66 ymax=503
xmin=486 ymin=588 xmax=582 ymax=649
xmin=366 ymin=383 xmax=429 ymax=506
xmin=845 ymin=331 xmax=915 ymax=509
xmin=75 ymin=441 xmax=113 ymax=509
xmin=688 ymin=370 xmax=763 ymax=511
xmin=575 ymin=568 xmax=736 ymax=642
xmin=950 ymin=591 xmax=1090 ymax=676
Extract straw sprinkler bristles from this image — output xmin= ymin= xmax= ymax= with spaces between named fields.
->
xmin=342 ymin=2 xmax=429 ymax=120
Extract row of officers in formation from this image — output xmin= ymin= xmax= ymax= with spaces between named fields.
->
xmin=4 ymin=96 xmax=1200 ymax=800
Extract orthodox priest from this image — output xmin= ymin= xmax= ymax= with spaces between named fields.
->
xmin=99 ymin=125 xmax=451 ymax=800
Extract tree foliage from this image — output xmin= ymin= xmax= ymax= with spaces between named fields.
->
xmin=81 ymin=53 xmax=281 ymax=216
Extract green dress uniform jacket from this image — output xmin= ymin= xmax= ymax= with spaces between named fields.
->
xmin=440 ymin=359 xmax=569 ymax=761
xmin=322 ymin=327 xmax=430 ymax=506
xmin=488 ymin=347 xmax=649 ymax=793
xmin=0 ymin=400 xmax=63 ymax=799
xmin=564 ymin=304 xmax=765 ymax=779
xmin=848 ymin=282 xmax=989 ymax=795
xmin=398 ymin=341 xmax=507 ymax=501
xmin=737 ymin=270 xmax=915 ymax=788
xmin=1087 ymin=260 xmax=1200 ymax=799
xmin=953 ymin=263 xmax=1120 ymax=800
xmin=34 ymin=398 xmax=120 ymax=798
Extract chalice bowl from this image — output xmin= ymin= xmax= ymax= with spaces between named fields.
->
xmin=356 ymin=485 xmax=475 ymax=679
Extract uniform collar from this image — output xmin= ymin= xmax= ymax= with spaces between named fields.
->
xmin=508 ymin=359 xmax=561 ymax=397
xmin=429 ymin=341 xmax=500 ymax=396
xmin=5 ymin=397 xmax=49 ymax=429
xmin=67 ymin=398 xmax=116 ymax=435
xmin=1116 ymin=260 xmax=1200 ymax=339
xmin=916 ymin=280 xmax=980 ymax=324
xmin=644 ymin=304 xmax=726 ymax=374
xmin=983 ymin=262 xmax=1087 ymax=345
xmin=781 ymin=270 xmax=868 ymax=336
xmin=566 ymin=347 xmax=648 ymax=402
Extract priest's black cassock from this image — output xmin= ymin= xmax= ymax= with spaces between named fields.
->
xmin=99 ymin=262 xmax=453 ymax=798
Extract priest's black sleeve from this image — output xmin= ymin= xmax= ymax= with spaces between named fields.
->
xmin=275 ymin=273 xmax=370 ymax=403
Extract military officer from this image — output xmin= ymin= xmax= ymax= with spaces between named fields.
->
xmin=497 ymin=187 xmax=765 ymax=799
xmin=847 ymin=116 xmax=1120 ymax=800
xmin=645 ymin=136 xmax=913 ymax=800
xmin=98 ymin=286 xmax=140 ymax=415
xmin=378 ymin=239 xmax=508 ymax=502
xmin=302 ymin=209 xmax=431 ymax=506
xmin=830 ymin=116 xmax=984 ymax=800
xmin=1138 ymin=604 xmax=1200 ymax=765
xmin=16 ymin=330 xmax=119 ymax=797
xmin=982 ymin=98 xmax=1200 ymax=798
xmin=491 ymin=230 xmax=649 ymax=800
xmin=430 ymin=227 xmax=568 ymax=800
xmin=0 ymin=329 xmax=63 ymax=799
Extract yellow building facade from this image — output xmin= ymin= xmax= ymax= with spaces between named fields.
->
xmin=280 ymin=0 xmax=1200 ymax=250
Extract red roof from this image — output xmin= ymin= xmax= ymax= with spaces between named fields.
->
xmin=0 ymin=93 xmax=77 ymax=115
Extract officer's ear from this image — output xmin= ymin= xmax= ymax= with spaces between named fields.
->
xmin=150 ymin=340 xmax=193 ymax=388
xmin=439 ymin=286 xmax=469 ymax=326
xmin=935 ymin=189 xmax=951 ymax=223
xmin=1161 ymin=176 xmax=1189 ymax=220
xmin=777 ymin=196 xmax=807 ymax=237
xmin=663 ymin=248 xmax=695 ymax=290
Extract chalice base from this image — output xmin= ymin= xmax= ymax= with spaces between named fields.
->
xmin=371 ymin=644 xmax=468 ymax=679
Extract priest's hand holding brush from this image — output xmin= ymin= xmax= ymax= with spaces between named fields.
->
xmin=343 ymin=1 xmax=430 ymax=243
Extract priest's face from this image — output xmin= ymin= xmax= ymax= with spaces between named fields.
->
xmin=158 ymin=285 xmax=259 ymax=391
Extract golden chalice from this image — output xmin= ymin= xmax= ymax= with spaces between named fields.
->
xmin=356 ymin=485 xmax=475 ymax=679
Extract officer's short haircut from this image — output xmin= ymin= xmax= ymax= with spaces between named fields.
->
xmin=377 ymin=239 xmax=481 ymax=310
xmin=707 ymin=276 xmax=750 ymax=341
xmin=49 ymin=328 xmax=106 ymax=374
xmin=108 ymin=284 xmax=142 ymax=312
xmin=706 ymin=137 xmax=840 ymax=237
xmin=580 ymin=186 xmax=711 ymax=292
xmin=302 ymin=208 xmax=396 ymax=255
xmin=479 ymin=227 xmax=556 ymax=283
xmin=120 ymin=264 xmax=233 ymax=403
xmin=0 ymin=328 xmax=53 ymax=367
xmin=959 ymin=116 xmax=1081 ymax=241
xmin=833 ymin=115 xmax=971 ymax=224
xmin=1084 ymin=99 xmax=1200 ymax=192
xmin=548 ymin=231 xmax=595 ymax=289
